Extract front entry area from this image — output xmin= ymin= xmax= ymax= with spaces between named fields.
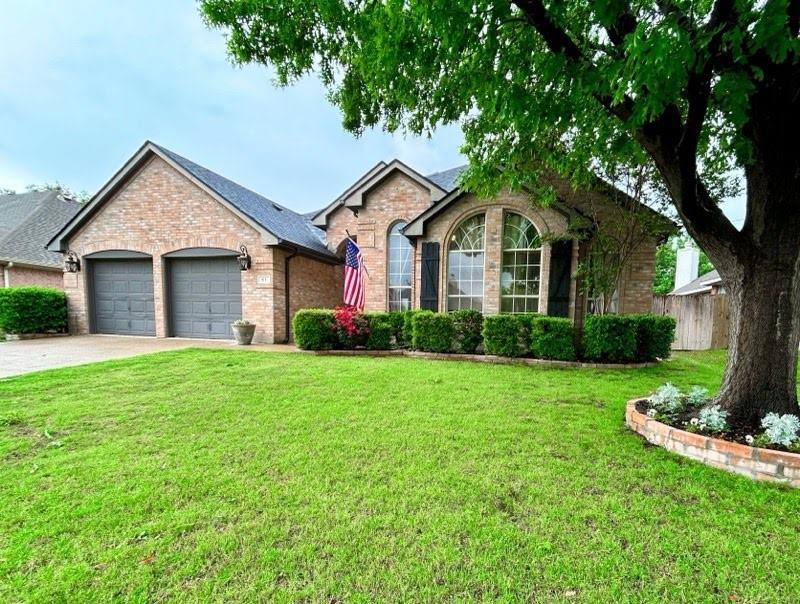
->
xmin=90 ymin=258 xmax=156 ymax=336
xmin=167 ymin=255 xmax=242 ymax=339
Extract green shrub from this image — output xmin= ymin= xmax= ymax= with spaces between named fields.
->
xmin=482 ymin=314 xmax=529 ymax=357
xmin=292 ymin=309 xmax=336 ymax=350
xmin=630 ymin=314 xmax=676 ymax=361
xmin=401 ymin=309 xmax=425 ymax=348
xmin=385 ymin=311 xmax=407 ymax=346
xmin=582 ymin=314 xmax=637 ymax=363
xmin=450 ymin=309 xmax=483 ymax=354
xmin=411 ymin=311 xmax=455 ymax=353
xmin=529 ymin=317 xmax=576 ymax=361
xmin=0 ymin=286 xmax=67 ymax=334
xmin=365 ymin=313 xmax=393 ymax=350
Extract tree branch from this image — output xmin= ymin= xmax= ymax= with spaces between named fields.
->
xmin=511 ymin=0 xmax=634 ymax=121
xmin=601 ymin=1 xmax=638 ymax=48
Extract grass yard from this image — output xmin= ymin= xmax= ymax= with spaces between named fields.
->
xmin=2 ymin=349 xmax=800 ymax=603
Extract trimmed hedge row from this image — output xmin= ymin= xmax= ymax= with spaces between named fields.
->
xmin=582 ymin=314 xmax=676 ymax=363
xmin=0 ymin=286 xmax=68 ymax=334
xmin=292 ymin=308 xmax=674 ymax=364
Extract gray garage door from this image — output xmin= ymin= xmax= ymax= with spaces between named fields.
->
xmin=169 ymin=257 xmax=242 ymax=339
xmin=91 ymin=259 xmax=156 ymax=336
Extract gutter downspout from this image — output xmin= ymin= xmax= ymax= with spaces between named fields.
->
xmin=2 ymin=261 xmax=12 ymax=288
xmin=283 ymin=247 xmax=298 ymax=343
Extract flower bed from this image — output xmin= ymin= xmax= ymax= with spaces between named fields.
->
xmin=626 ymin=400 xmax=800 ymax=487
xmin=292 ymin=307 xmax=675 ymax=365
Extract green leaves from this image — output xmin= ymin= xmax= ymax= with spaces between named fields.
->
xmin=200 ymin=0 xmax=797 ymax=217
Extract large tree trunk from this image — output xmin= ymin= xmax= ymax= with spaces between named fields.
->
xmin=715 ymin=255 xmax=800 ymax=425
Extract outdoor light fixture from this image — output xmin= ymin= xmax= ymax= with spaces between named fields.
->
xmin=237 ymin=244 xmax=251 ymax=271
xmin=64 ymin=251 xmax=80 ymax=273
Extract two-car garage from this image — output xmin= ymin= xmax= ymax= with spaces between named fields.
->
xmin=87 ymin=249 xmax=242 ymax=339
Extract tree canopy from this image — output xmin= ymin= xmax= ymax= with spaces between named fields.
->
xmin=202 ymin=1 xmax=794 ymax=218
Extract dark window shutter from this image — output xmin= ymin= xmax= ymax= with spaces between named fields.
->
xmin=420 ymin=242 xmax=440 ymax=311
xmin=547 ymin=240 xmax=572 ymax=317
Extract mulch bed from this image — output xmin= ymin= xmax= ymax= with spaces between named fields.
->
xmin=633 ymin=399 xmax=793 ymax=453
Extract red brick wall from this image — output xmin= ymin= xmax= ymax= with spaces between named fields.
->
xmin=3 ymin=266 xmax=64 ymax=289
xmin=63 ymin=156 xmax=281 ymax=342
xmin=273 ymin=249 xmax=343 ymax=342
xmin=325 ymin=172 xmax=434 ymax=311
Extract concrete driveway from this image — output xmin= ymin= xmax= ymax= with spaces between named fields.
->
xmin=0 ymin=335 xmax=295 ymax=379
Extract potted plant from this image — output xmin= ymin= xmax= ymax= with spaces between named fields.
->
xmin=231 ymin=319 xmax=256 ymax=345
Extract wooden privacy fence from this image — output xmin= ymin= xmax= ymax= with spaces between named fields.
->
xmin=652 ymin=293 xmax=729 ymax=350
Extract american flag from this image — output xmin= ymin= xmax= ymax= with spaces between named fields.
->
xmin=343 ymin=238 xmax=365 ymax=311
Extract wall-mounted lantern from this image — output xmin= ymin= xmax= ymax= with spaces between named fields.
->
xmin=237 ymin=244 xmax=251 ymax=271
xmin=64 ymin=251 xmax=81 ymax=273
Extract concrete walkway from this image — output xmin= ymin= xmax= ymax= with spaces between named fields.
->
xmin=0 ymin=335 xmax=296 ymax=379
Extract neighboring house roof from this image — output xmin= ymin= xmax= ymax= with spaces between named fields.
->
xmin=0 ymin=190 xmax=81 ymax=269
xmin=48 ymin=141 xmax=335 ymax=260
xmin=670 ymin=269 xmax=721 ymax=296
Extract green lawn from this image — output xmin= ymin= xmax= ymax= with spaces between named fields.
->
xmin=1 ymin=350 xmax=799 ymax=603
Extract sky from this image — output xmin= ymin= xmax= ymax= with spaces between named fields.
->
xmin=0 ymin=1 xmax=465 ymax=214
xmin=0 ymin=1 xmax=745 ymax=225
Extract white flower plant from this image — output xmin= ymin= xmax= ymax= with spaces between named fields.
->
xmin=697 ymin=405 xmax=728 ymax=434
xmin=645 ymin=383 xmax=800 ymax=450
xmin=760 ymin=413 xmax=800 ymax=447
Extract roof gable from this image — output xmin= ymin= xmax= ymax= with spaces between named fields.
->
xmin=48 ymin=142 xmax=334 ymax=259
xmin=311 ymin=159 xmax=448 ymax=229
xmin=404 ymin=166 xmax=676 ymax=238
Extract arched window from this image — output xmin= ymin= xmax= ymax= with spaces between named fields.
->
xmin=387 ymin=222 xmax=413 ymax=311
xmin=500 ymin=212 xmax=542 ymax=313
xmin=447 ymin=214 xmax=485 ymax=311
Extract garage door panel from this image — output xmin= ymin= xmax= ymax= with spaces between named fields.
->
xmin=92 ymin=259 xmax=156 ymax=336
xmin=209 ymin=280 xmax=228 ymax=294
xmin=209 ymin=321 xmax=231 ymax=337
xmin=169 ymin=257 xmax=241 ymax=339
xmin=191 ymin=281 xmax=210 ymax=295
xmin=208 ymin=301 xmax=228 ymax=315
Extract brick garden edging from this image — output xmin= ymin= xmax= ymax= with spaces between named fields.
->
xmin=3 ymin=333 xmax=70 ymax=341
xmin=307 ymin=348 xmax=656 ymax=369
xmin=626 ymin=400 xmax=800 ymax=487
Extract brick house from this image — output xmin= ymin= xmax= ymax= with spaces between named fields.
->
xmin=48 ymin=141 xmax=671 ymax=343
xmin=1 ymin=190 xmax=81 ymax=289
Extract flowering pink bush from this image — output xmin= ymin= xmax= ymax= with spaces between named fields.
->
xmin=333 ymin=305 xmax=369 ymax=348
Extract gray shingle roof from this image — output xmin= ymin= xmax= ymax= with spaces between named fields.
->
xmin=425 ymin=165 xmax=467 ymax=192
xmin=152 ymin=143 xmax=333 ymax=258
xmin=671 ymin=269 xmax=721 ymax=296
xmin=0 ymin=190 xmax=82 ymax=268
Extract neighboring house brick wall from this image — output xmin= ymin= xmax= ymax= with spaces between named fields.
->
xmin=3 ymin=266 xmax=64 ymax=289
xmin=63 ymin=156 xmax=281 ymax=343
xmin=325 ymin=172 xmax=433 ymax=311
xmin=419 ymin=189 xmax=571 ymax=315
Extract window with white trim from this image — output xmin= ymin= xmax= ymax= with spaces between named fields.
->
xmin=500 ymin=212 xmax=542 ymax=313
xmin=447 ymin=214 xmax=485 ymax=311
xmin=387 ymin=221 xmax=413 ymax=311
